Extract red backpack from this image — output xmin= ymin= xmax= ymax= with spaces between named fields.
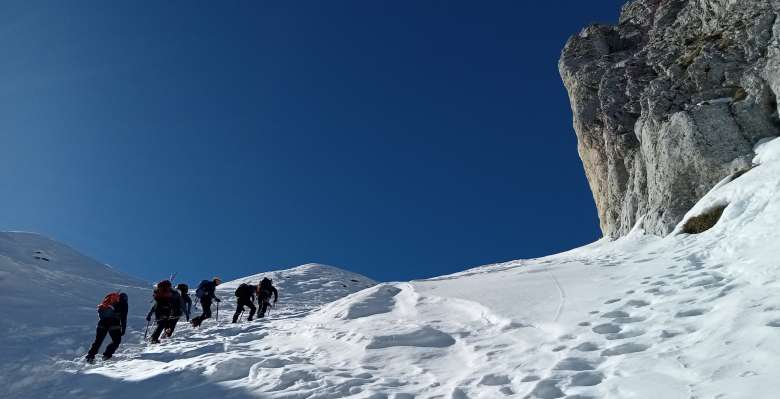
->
xmin=97 ymin=292 xmax=121 ymax=319
xmin=153 ymin=280 xmax=173 ymax=301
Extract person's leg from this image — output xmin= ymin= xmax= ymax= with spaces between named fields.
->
xmin=233 ymin=300 xmax=244 ymax=323
xmin=260 ymin=300 xmax=269 ymax=318
xmin=87 ymin=322 xmax=109 ymax=359
xmin=103 ymin=324 xmax=123 ymax=358
xmin=164 ymin=318 xmax=179 ymax=337
xmin=247 ymin=301 xmax=256 ymax=321
xmin=191 ymin=299 xmax=211 ymax=327
xmin=150 ymin=321 xmax=165 ymax=342
xmin=202 ymin=299 xmax=212 ymax=320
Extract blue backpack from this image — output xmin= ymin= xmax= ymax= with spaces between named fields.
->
xmin=195 ymin=280 xmax=210 ymax=299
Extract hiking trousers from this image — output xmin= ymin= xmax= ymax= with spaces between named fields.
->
xmin=233 ymin=297 xmax=256 ymax=322
xmin=88 ymin=318 xmax=122 ymax=358
xmin=151 ymin=318 xmax=178 ymax=341
xmin=191 ymin=298 xmax=213 ymax=327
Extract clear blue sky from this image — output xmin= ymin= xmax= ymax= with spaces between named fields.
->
xmin=0 ymin=1 xmax=623 ymax=283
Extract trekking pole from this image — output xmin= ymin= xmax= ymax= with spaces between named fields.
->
xmin=143 ymin=319 xmax=151 ymax=341
xmin=238 ymin=309 xmax=245 ymax=322
xmin=216 ymin=302 xmax=219 ymax=324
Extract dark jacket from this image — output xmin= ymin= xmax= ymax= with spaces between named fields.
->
xmin=199 ymin=281 xmax=219 ymax=301
xmin=259 ymin=278 xmax=278 ymax=303
xmin=147 ymin=289 xmax=183 ymax=320
xmin=236 ymin=284 xmax=256 ymax=300
xmin=179 ymin=291 xmax=192 ymax=319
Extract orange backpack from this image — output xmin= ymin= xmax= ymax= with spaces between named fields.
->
xmin=98 ymin=292 xmax=121 ymax=310
xmin=97 ymin=292 xmax=121 ymax=319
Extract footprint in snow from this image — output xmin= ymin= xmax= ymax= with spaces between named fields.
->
xmin=613 ymin=317 xmax=646 ymax=324
xmin=529 ymin=379 xmax=565 ymax=399
xmin=765 ymin=320 xmax=780 ymax=327
xmin=553 ymin=357 xmax=598 ymax=371
xmin=573 ymin=342 xmax=600 ymax=352
xmin=568 ymin=371 xmax=604 ymax=387
xmin=675 ymin=309 xmax=708 ymax=318
xmin=592 ymin=323 xmax=621 ymax=334
xmin=521 ymin=375 xmax=541 ymax=382
xmin=660 ymin=330 xmax=683 ymax=339
xmin=478 ymin=374 xmax=511 ymax=386
xmin=686 ymin=275 xmax=725 ymax=288
xmin=626 ymin=299 xmax=650 ymax=308
xmin=605 ymin=329 xmax=645 ymax=340
xmin=601 ymin=310 xmax=630 ymax=319
xmin=604 ymin=298 xmax=621 ymax=304
xmin=601 ymin=342 xmax=650 ymax=356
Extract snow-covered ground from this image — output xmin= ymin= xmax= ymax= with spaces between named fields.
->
xmin=4 ymin=138 xmax=780 ymax=398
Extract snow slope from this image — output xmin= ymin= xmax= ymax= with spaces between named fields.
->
xmin=0 ymin=232 xmax=150 ymax=393
xmin=6 ymin=137 xmax=780 ymax=398
xmin=0 ymin=252 xmax=376 ymax=399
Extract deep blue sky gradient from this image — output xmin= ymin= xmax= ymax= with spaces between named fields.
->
xmin=0 ymin=1 xmax=623 ymax=282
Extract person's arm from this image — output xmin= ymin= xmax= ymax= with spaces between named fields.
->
xmin=121 ymin=303 xmax=128 ymax=335
xmin=272 ymin=287 xmax=278 ymax=303
xmin=211 ymin=288 xmax=220 ymax=302
xmin=185 ymin=297 xmax=192 ymax=320
xmin=146 ymin=304 xmax=155 ymax=321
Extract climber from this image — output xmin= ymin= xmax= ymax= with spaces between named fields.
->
xmin=176 ymin=283 xmax=192 ymax=322
xmin=232 ymin=282 xmax=257 ymax=323
xmin=146 ymin=280 xmax=183 ymax=343
xmin=257 ymin=277 xmax=278 ymax=318
xmin=86 ymin=292 xmax=128 ymax=363
xmin=191 ymin=277 xmax=221 ymax=327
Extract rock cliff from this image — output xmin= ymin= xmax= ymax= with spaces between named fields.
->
xmin=560 ymin=0 xmax=780 ymax=237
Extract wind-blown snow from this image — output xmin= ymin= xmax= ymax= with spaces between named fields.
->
xmin=5 ymin=137 xmax=780 ymax=398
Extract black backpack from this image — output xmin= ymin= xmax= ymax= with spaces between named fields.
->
xmin=235 ymin=283 xmax=252 ymax=298
xmin=195 ymin=279 xmax=210 ymax=299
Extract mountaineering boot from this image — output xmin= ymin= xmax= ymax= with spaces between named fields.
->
xmin=102 ymin=354 xmax=112 ymax=361
xmin=247 ymin=316 xmax=253 ymax=321
xmin=85 ymin=355 xmax=96 ymax=364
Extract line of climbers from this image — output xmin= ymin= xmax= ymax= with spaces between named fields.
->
xmin=85 ymin=276 xmax=279 ymax=364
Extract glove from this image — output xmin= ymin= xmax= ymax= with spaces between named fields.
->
xmin=146 ymin=315 xmax=151 ymax=322
xmin=273 ymin=299 xmax=277 ymax=304
xmin=215 ymin=298 xmax=221 ymax=303
xmin=121 ymin=329 xmax=126 ymax=336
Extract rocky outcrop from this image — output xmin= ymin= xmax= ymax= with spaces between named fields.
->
xmin=559 ymin=0 xmax=780 ymax=237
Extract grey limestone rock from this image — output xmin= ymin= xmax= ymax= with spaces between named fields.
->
xmin=559 ymin=0 xmax=780 ymax=237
